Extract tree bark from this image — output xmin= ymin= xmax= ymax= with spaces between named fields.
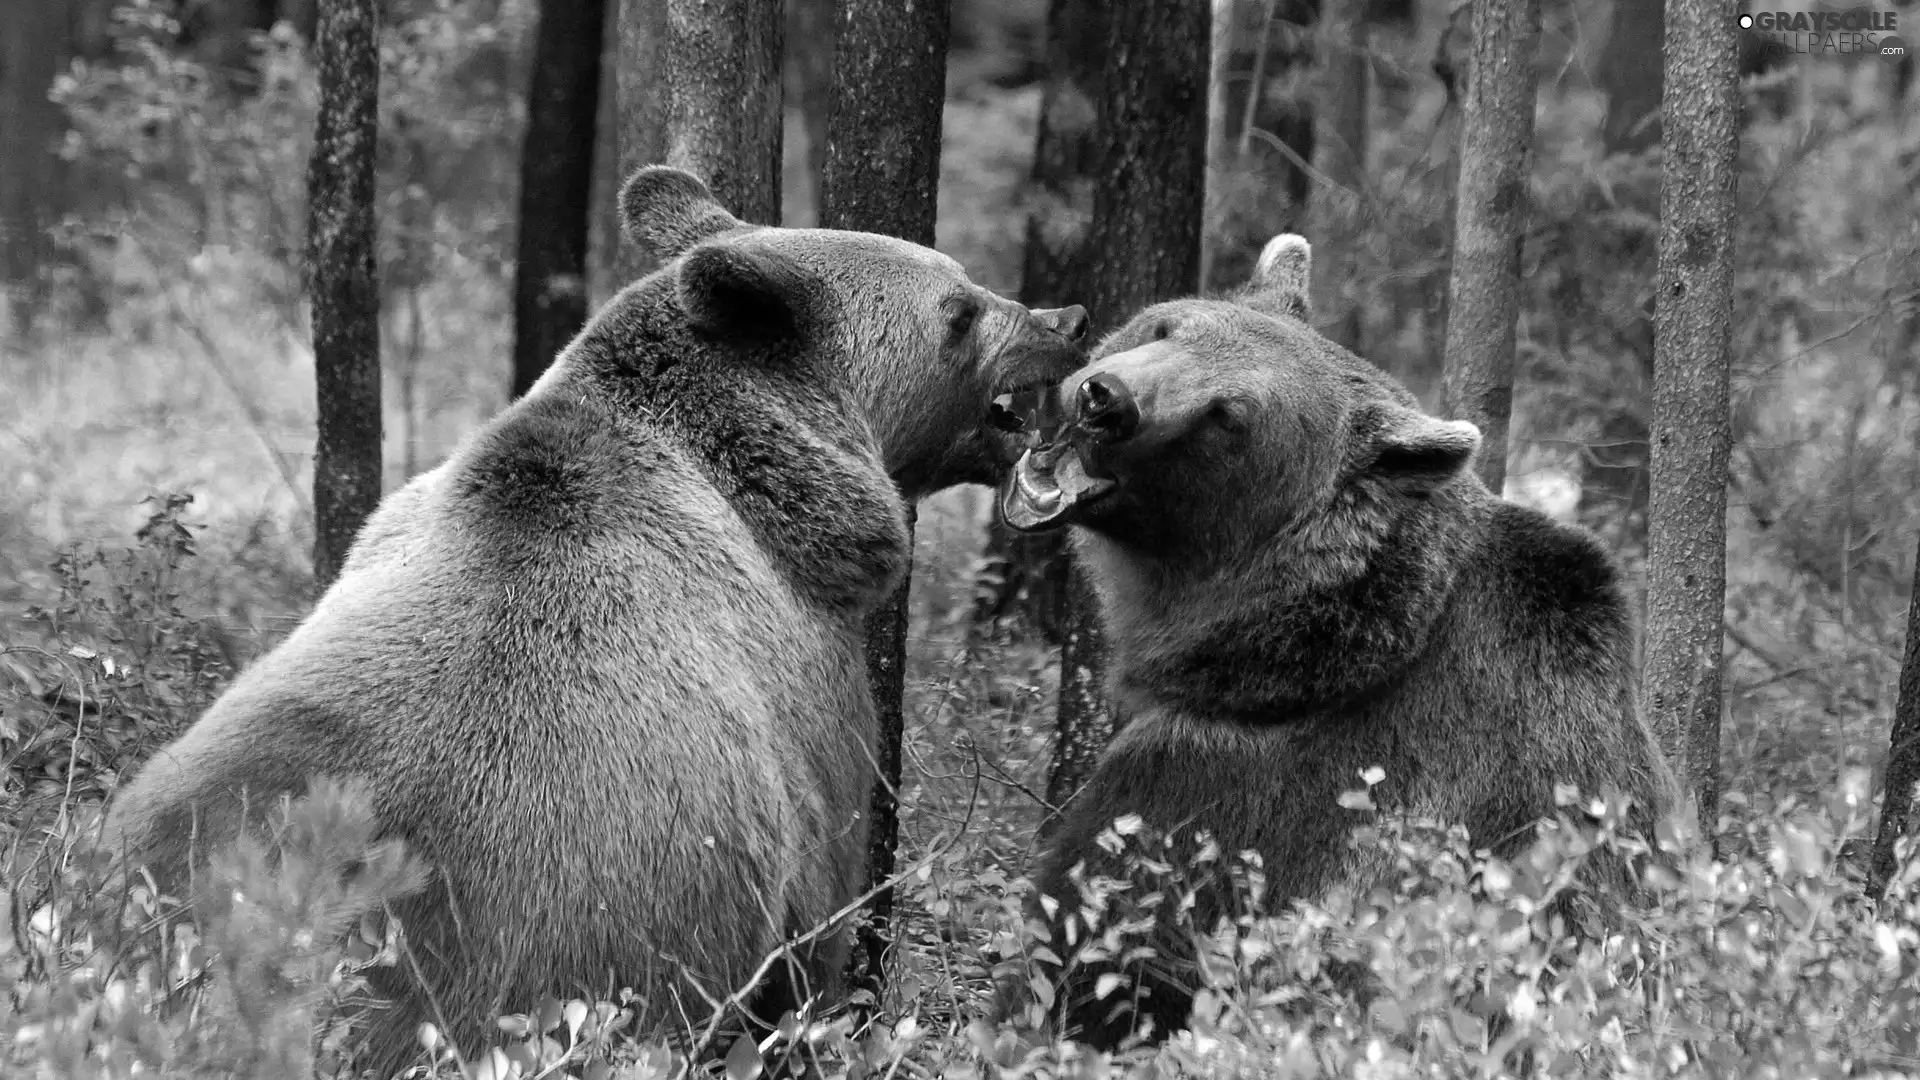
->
xmin=1641 ymin=0 xmax=1737 ymax=827
xmin=665 ymin=0 xmax=783 ymax=227
xmin=1438 ymin=0 xmax=1539 ymax=494
xmin=1871 ymin=544 xmax=1920 ymax=899
xmin=613 ymin=0 xmax=668 ymax=283
xmin=816 ymin=0 xmax=952 ymax=997
xmin=511 ymin=0 xmax=606 ymax=399
xmin=970 ymin=0 xmax=1112 ymax=645
xmin=1306 ymin=0 xmax=1368 ymax=350
xmin=1046 ymin=0 xmax=1211 ymax=813
xmin=307 ymin=0 xmax=383 ymax=591
xmin=0 ymin=0 xmax=72 ymax=336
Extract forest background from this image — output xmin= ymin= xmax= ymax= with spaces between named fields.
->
xmin=2 ymin=0 xmax=1920 ymax=1076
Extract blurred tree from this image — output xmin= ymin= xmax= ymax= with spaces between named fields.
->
xmin=613 ymin=0 xmax=666 ymax=282
xmin=1306 ymin=0 xmax=1367 ymax=349
xmin=666 ymin=0 xmax=783 ymax=225
xmin=1438 ymin=0 xmax=1539 ymax=493
xmin=1870 ymin=546 xmax=1920 ymax=900
xmin=1599 ymin=0 xmax=1663 ymax=153
xmin=1046 ymin=0 xmax=1210 ymax=814
xmin=817 ymin=0 xmax=952 ymax=997
xmin=1642 ymin=0 xmax=1736 ymax=826
xmin=786 ymin=0 xmax=835 ymax=221
xmin=510 ymin=0 xmax=606 ymax=398
xmin=970 ymin=0 xmax=1112 ymax=645
xmin=308 ymin=0 xmax=383 ymax=589
xmin=0 ymin=0 xmax=72 ymax=335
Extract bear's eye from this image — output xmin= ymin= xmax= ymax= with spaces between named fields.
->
xmin=946 ymin=299 xmax=979 ymax=341
xmin=1151 ymin=321 xmax=1173 ymax=341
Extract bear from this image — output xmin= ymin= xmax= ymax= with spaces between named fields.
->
xmin=102 ymin=166 xmax=1089 ymax=1075
xmin=993 ymin=233 xmax=1678 ymax=1050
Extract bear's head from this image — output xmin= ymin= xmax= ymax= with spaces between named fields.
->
xmin=598 ymin=166 xmax=1090 ymax=497
xmin=998 ymin=234 xmax=1483 ymax=560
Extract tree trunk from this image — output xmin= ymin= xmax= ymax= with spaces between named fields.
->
xmin=510 ymin=0 xmax=606 ymax=399
xmin=1871 ymin=543 xmax=1920 ymax=899
xmin=1438 ymin=0 xmax=1539 ymax=494
xmin=665 ymin=0 xmax=783 ymax=226
xmin=0 ymin=0 xmax=72 ymax=337
xmin=1306 ymin=0 xmax=1368 ymax=350
xmin=786 ymin=0 xmax=836 ymax=224
xmin=613 ymin=0 xmax=667 ymax=283
xmin=1641 ymin=0 xmax=1737 ymax=827
xmin=1046 ymin=0 xmax=1211 ymax=813
xmin=307 ymin=0 xmax=383 ymax=591
xmin=970 ymin=0 xmax=1112 ymax=645
xmin=816 ymin=0 xmax=952 ymax=998
xmin=1599 ymin=0 xmax=1665 ymax=153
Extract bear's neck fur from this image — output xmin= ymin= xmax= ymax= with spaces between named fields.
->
xmin=1080 ymin=478 xmax=1494 ymax=722
xmin=557 ymin=279 xmax=912 ymax=616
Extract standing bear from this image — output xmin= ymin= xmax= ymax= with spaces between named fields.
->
xmin=996 ymin=234 xmax=1677 ymax=1049
xmin=104 ymin=166 xmax=1088 ymax=1074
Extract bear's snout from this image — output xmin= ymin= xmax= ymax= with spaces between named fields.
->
xmin=1077 ymin=372 xmax=1139 ymax=442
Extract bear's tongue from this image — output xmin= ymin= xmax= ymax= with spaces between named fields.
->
xmin=999 ymin=442 xmax=1113 ymax=532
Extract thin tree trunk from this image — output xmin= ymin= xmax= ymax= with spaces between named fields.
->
xmin=1642 ymin=0 xmax=1737 ymax=826
xmin=1306 ymin=0 xmax=1368 ymax=350
xmin=817 ymin=0 xmax=952 ymax=997
xmin=1047 ymin=0 xmax=1211 ymax=812
xmin=511 ymin=0 xmax=606 ymax=398
xmin=0 ymin=0 xmax=71 ymax=337
xmin=665 ymin=0 xmax=783 ymax=226
xmin=613 ymin=0 xmax=667 ymax=283
xmin=307 ymin=0 xmax=383 ymax=591
xmin=970 ymin=0 xmax=1112 ymax=645
xmin=1599 ymin=0 xmax=1666 ymax=153
xmin=1871 ymin=542 xmax=1920 ymax=899
xmin=786 ymin=0 xmax=836 ymax=225
xmin=1199 ymin=0 xmax=1236 ymax=293
xmin=1438 ymin=0 xmax=1539 ymax=494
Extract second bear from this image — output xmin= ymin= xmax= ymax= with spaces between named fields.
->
xmin=997 ymin=234 xmax=1677 ymax=1049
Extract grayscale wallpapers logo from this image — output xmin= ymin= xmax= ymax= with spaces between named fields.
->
xmin=1736 ymin=9 xmax=1906 ymax=60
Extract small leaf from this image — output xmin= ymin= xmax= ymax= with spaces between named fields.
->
xmin=1094 ymin=973 xmax=1127 ymax=1000
xmin=1360 ymin=765 xmax=1385 ymax=786
xmin=417 ymin=1022 xmax=441 ymax=1054
xmin=564 ymin=999 xmax=589 ymax=1042
xmin=496 ymin=1014 xmax=531 ymax=1038
xmin=535 ymin=996 xmax=565 ymax=1033
xmin=725 ymin=1034 xmax=764 ymax=1080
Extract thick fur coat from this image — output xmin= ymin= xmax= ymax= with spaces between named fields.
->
xmin=997 ymin=235 xmax=1678 ymax=1049
xmin=104 ymin=167 xmax=1087 ymax=1073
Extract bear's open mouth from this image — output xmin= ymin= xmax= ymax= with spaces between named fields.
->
xmin=998 ymin=441 xmax=1117 ymax=532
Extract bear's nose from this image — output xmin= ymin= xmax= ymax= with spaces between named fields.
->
xmin=1077 ymin=372 xmax=1138 ymax=441
xmin=1038 ymin=305 xmax=1090 ymax=343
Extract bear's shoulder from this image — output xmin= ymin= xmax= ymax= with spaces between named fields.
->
xmin=1467 ymin=500 xmax=1633 ymax=660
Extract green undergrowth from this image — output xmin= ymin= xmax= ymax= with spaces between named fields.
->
xmin=3 ymin=503 xmax=1919 ymax=1080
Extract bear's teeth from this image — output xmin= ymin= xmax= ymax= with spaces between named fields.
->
xmin=1014 ymin=460 xmax=1063 ymax=510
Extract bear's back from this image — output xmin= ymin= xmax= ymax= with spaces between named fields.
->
xmin=105 ymin=382 xmax=878 ymax=1039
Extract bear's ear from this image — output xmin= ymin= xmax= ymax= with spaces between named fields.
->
xmin=676 ymin=243 xmax=808 ymax=339
xmin=620 ymin=166 xmax=743 ymax=261
xmin=1354 ymin=403 xmax=1481 ymax=493
xmin=1246 ymin=234 xmax=1312 ymax=321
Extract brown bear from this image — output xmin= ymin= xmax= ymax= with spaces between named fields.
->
xmin=995 ymin=234 xmax=1677 ymax=1049
xmin=103 ymin=166 xmax=1088 ymax=1075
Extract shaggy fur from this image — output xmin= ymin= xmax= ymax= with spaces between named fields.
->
xmin=1001 ymin=235 xmax=1677 ymax=1049
xmin=103 ymin=167 xmax=1087 ymax=1074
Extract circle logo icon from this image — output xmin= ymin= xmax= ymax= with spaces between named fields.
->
xmin=1738 ymin=13 xmax=1754 ymax=28
xmin=1882 ymin=34 xmax=1909 ymax=59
